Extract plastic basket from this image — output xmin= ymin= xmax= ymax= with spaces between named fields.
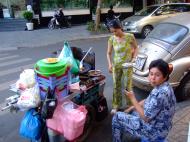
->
xmin=35 ymin=67 xmax=70 ymax=100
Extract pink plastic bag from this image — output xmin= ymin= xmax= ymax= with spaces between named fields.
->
xmin=62 ymin=102 xmax=87 ymax=141
xmin=46 ymin=101 xmax=87 ymax=141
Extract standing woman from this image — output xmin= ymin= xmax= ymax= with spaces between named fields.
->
xmin=107 ymin=19 xmax=138 ymax=114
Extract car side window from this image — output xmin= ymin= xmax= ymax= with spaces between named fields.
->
xmin=176 ymin=4 xmax=190 ymax=12
xmin=185 ymin=5 xmax=190 ymax=11
xmin=167 ymin=4 xmax=190 ymax=13
xmin=168 ymin=5 xmax=180 ymax=13
xmin=158 ymin=5 xmax=172 ymax=15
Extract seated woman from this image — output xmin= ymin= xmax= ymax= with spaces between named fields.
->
xmin=112 ymin=59 xmax=176 ymax=142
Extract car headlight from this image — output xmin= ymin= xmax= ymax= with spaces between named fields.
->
xmin=123 ymin=21 xmax=137 ymax=27
xmin=130 ymin=22 xmax=137 ymax=27
xmin=123 ymin=21 xmax=129 ymax=26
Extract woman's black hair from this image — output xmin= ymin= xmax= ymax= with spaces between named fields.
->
xmin=108 ymin=19 xmax=122 ymax=29
xmin=110 ymin=5 xmax=113 ymax=9
xmin=149 ymin=59 xmax=170 ymax=81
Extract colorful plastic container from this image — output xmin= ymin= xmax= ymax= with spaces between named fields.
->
xmin=34 ymin=58 xmax=70 ymax=100
xmin=34 ymin=58 xmax=69 ymax=77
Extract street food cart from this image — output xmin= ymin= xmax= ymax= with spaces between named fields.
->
xmin=1 ymin=46 xmax=108 ymax=142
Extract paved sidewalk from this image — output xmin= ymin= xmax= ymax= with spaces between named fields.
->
xmin=167 ymin=100 xmax=190 ymax=142
xmin=0 ymin=25 xmax=109 ymax=51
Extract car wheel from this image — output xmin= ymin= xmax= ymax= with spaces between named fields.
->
xmin=175 ymin=72 xmax=190 ymax=102
xmin=75 ymin=104 xmax=95 ymax=142
xmin=141 ymin=25 xmax=153 ymax=38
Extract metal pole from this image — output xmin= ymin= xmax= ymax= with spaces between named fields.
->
xmin=7 ymin=0 xmax=10 ymax=10
xmin=7 ymin=0 xmax=11 ymax=17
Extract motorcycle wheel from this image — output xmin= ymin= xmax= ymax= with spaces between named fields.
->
xmin=66 ymin=21 xmax=71 ymax=28
xmin=48 ymin=21 xmax=55 ymax=30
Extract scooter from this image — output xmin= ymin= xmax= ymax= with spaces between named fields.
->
xmin=48 ymin=10 xmax=71 ymax=30
xmin=104 ymin=13 xmax=121 ymax=31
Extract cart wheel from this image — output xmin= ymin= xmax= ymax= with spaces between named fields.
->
xmin=76 ymin=105 xmax=95 ymax=142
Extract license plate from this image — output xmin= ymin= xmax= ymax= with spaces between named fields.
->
xmin=134 ymin=57 xmax=146 ymax=71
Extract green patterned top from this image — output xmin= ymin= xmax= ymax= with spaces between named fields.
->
xmin=108 ymin=33 xmax=133 ymax=65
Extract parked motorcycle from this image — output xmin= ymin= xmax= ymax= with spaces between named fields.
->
xmin=104 ymin=13 xmax=121 ymax=31
xmin=48 ymin=10 xmax=72 ymax=30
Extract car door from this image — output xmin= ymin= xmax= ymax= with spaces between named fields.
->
xmin=166 ymin=4 xmax=183 ymax=18
xmin=149 ymin=5 xmax=171 ymax=27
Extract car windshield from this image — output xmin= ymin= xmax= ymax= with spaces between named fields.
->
xmin=135 ymin=6 xmax=159 ymax=16
xmin=148 ymin=23 xmax=188 ymax=45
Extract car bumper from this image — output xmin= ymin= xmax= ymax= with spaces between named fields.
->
xmin=132 ymin=74 xmax=152 ymax=91
xmin=132 ymin=73 xmax=180 ymax=91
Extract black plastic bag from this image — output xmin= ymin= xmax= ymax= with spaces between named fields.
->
xmin=41 ymin=87 xmax=57 ymax=120
xmin=91 ymin=96 xmax=108 ymax=121
xmin=71 ymin=46 xmax=83 ymax=61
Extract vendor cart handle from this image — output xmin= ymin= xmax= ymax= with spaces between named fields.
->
xmin=81 ymin=47 xmax=93 ymax=63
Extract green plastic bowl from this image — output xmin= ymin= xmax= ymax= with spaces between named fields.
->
xmin=34 ymin=58 xmax=69 ymax=77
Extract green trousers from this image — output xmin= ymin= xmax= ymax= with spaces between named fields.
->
xmin=112 ymin=65 xmax=133 ymax=109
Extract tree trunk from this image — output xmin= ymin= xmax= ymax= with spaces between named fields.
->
xmin=95 ymin=0 xmax=102 ymax=31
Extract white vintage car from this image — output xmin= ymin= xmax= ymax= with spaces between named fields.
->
xmin=132 ymin=12 xmax=190 ymax=101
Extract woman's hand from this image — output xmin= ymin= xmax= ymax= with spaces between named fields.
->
xmin=125 ymin=90 xmax=148 ymax=122
xmin=108 ymin=64 xmax=113 ymax=73
xmin=131 ymin=57 xmax=136 ymax=63
xmin=124 ymin=90 xmax=135 ymax=101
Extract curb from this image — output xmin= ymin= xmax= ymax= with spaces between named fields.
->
xmin=0 ymin=47 xmax=18 ymax=52
xmin=68 ymin=34 xmax=110 ymax=41
xmin=0 ymin=34 xmax=110 ymax=51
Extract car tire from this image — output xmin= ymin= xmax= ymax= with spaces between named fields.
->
xmin=175 ymin=72 xmax=190 ymax=102
xmin=75 ymin=104 xmax=95 ymax=142
xmin=141 ymin=25 xmax=153 ymax=38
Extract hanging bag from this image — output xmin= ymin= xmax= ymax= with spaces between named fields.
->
xmin=19 ymin=109 xmax=42 ymax=140
xmin=58 ymin=41 xmax=79 ymax=74
xmin=41 ymin=87 xmax=57 ymax=119
xmin=17 ymin=84 xmax=41 ymax=110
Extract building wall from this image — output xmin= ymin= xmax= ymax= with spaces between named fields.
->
xmin=0 ymin=0 xmax=26 ymax=18
xmin=0 ymin=0 xmax=25 ymax=10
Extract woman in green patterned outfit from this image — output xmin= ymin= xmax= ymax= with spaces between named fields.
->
xmin=106 ymin=19 xmax=138 ymax=114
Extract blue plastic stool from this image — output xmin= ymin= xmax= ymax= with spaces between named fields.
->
xmin=141 ymin=138 xmax=167 ymax=142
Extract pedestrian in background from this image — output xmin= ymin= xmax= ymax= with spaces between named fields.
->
xmin=112 ymin=59 xmax=176 ymax=142
xmin=106 ymin=19 xmax=138 ymax=114
xmin=57 ymin=8 xmax=65 ymax=28
xmin=107 ymin=5 xmax=115 ymax=21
